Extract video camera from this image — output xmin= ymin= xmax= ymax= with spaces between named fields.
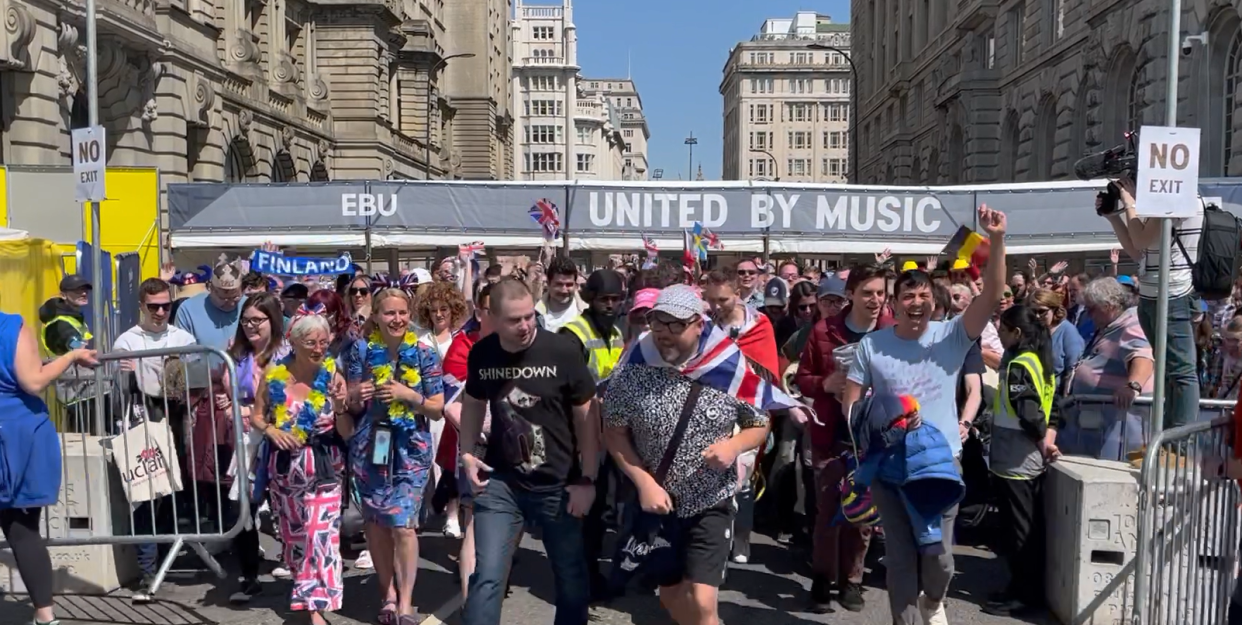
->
xmin=1074 ymin=130 xmax=1138 ymax=216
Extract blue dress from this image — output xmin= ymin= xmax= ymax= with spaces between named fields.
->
xmin=346 ymin=340 xmax=444 ymax=528
xmin=0 ymin=313 xmax=61 ymax=509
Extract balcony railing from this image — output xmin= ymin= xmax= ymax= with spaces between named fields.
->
xmin=521 ymin=6 xmax=563 ymax=18
xmin=522 ymin=56 xmax=567 ymax=65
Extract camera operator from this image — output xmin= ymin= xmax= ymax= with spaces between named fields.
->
xmin=1103 ymin=176 xmax=1202 ymax=429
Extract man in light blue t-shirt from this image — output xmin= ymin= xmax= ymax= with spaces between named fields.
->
xmin=842 ymin=205 xmax=1009 ymax=625
xmin=174 ymin=255 xmax=246 ymax=353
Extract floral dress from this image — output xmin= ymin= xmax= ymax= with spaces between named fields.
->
xmin=265 ymin=379 xmax=345 ymax=613
xmin=347 ymin=341 xmax=444 ymax=528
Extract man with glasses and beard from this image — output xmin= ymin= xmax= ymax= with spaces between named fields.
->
xmin=841 ymin=205 xmax=1010 ymax=625
xmin=175 ymin=254 xmax=247 ymax=352
xmin=734 ymin=259 xmax=765 ymax=309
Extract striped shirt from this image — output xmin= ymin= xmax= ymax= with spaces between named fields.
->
xmin=1138 ymin=201 xmax=1203 ymax=299
xmin=1065 ymin=307 xmax=1154 ymax=459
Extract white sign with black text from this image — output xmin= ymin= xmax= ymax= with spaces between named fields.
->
xmin=71 ymin=125 xmax=107 ymax=203
xmin=1135 ymin=125 xmax=1201 ymax=219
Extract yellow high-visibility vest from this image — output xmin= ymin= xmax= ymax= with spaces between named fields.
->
xmin=993 ymin=351 xmax=1055 ymax=480
xmin=563 ymin=315 xmax=624 ymax=382
xmin=40 ymin=315 xmax=92 ymax=355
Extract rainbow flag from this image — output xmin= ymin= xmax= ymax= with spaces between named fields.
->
xmin=941 ymin=225 xmax=990 ymax=267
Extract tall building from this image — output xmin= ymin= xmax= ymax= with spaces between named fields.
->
xmin=581 ymin=78 xmax=650 ymax=180
xmin=511 ymin=0 xmax=626 ymax=181
xmin=851 ymin=0 xmax=1242 ymax=184
xmin=444 ymin=0 xmax=517 ymax=180
xmin=720 ymin=12 xmax=853 ymax=183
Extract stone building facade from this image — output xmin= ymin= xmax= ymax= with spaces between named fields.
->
xmin=850 ymin=0 xmax=1242 ymax=185
xmin=581 ymin=78 xmax=650 ymax=180
xmin=720 ymin=12 xmax=852 ymax=183
xmin=0 ymin=0 xmax=510 ymax=187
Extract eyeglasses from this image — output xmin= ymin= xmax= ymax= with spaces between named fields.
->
xmin=1002 ymin=292 xmax=1014 ymax=299
xmin=736 ymin=270 xmax=757 ymax=276
xmin=349 ymin=288 xmax=370 ymax=297
xmin=145 ymin=302 xmax=171 ymax=313
xmin=241 ymin=316 xmax=270 ymax=327
xmin=797 ymin=304 xmax=817 ymax=312
xmin=297 ymin=339 xmax=331 ymax=350
xmin=1033 ymin=307 xmax=1052 ymax=316
xmin=646 ymin=312 xmax=695 ymax=334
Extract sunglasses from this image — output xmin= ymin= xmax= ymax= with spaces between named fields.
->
xmin=1033 ymin=307 xmax=1052 ymax=316
xmin=736 ymin=270 xmax=758 ymax=276
xmin=349 ymin=287 xmax=370 ymax=296
xmin=145 ymin=302 xmax=171 ymax=313
xmin=796 ymin=303 xmax=817 ymax=312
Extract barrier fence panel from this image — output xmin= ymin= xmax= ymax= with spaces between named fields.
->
xmin=2 ymin=345 xmax=248 ymax=603
xmin=1133 ymin=398 xmax=1241 ymax=625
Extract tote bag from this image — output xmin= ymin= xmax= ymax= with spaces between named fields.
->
xmin=109 ymin=419 xmax=184 ymax=504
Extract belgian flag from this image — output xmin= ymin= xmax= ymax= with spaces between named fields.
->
xmin=942 ymin=225 xmax=990 ymax=267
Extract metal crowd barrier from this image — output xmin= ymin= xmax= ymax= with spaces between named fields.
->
xmin=1130 ymin=398 xmax=1241 ymax=625
xmin=3 ymin=345 xmax=248 ymax=603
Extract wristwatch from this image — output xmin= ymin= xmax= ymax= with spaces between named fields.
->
xmin=1126 ymin=381 xmax=1142 ymax=393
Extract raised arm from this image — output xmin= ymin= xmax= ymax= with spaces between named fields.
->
xmin=960 ymin=205 xmax=1009 ymax=341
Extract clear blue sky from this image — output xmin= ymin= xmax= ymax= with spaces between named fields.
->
xmin=564 ymin=0 xmax=852 ymax=180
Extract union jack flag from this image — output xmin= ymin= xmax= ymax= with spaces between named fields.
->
xmin=612 ymin=322 xmax=807 ymax=415
xmin=641 ymin=232 xmax=659 ymax=256
xmin=703 ymin=226 xmax=723 ymax=250
xmin=529 ymin=198 xmax=561 ymax=241
xmin=459 ymin=241 xmax=486 ymax=257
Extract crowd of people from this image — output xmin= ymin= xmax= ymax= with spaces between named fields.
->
xmin=4 ymin=193 xmax=1242 ymax=625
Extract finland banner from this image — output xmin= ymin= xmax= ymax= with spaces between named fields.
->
xmin=250 ymin=249 xmax=353 ymax=276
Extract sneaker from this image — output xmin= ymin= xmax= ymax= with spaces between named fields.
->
xmin=229 ymin=578 xmax=261 ymax=604
xmin=838 ymin=582 xmax=865 ymax=612
xmin=808 ymin=576 xmax=834 ymax=614
xmin=355 ymin=550 xmax=374 ymax=570
xmin=918 ymin=594 xmax=949 ymax=625
xmin=983 ymin=593 xmax=1029 ymax=617
xmin=271 ymin=566 xmax=292 ymax=580
xmin=731 ymin=554 xmax=748 ymax=564
xmin=444 ymin=517 xmax=463 ymax=539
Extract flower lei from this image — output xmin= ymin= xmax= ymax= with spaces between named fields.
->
xmin=266 ymin=355 xmax=336 ymax=443
xmin=366 ymin=329 xmax=423 ymax=432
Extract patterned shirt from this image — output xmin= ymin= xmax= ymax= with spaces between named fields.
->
xmin=1065 ymin=307 xmax=1153 ymax=458
xmin=603 ymin=364 xmax=767 ymax=518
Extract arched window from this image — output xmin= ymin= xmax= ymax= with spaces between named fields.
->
xmin=1104 ymin=46 xmax=1137 ymax=144
xmin=947 ymin=124 xmax=965 ymax=184
xmin=69 ymin=92 xmax=89 ymax=130
xmin=223 ymin=140 xmax=247 ymax=183
xmin=926 ymin=149 xmax=940 ymax=184
xmin=1226 ymin=30 xmax=1242 ymax=175
xmin=1071 ymin=72 xmax=1090 ymax=160
xmin=1127 ymin=65 xmax=1142 ymax=130
xmin=1034 ymin=97 xmax=1057 ymax=180
xmin=271 ymin=157 xmax=290 ymax=182
xmin=999 ymin=111 xmax=1020 ymax=182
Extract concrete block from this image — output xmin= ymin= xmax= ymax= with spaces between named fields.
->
xmin=0 ymin=544 xmax=138 ymax=595
xmin=1045 ymin=456 xmax=1141 ymax=625
xmin=45 ymin=435 xmax=133 ymax=540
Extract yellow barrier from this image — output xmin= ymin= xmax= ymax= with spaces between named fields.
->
xmin=0 ymin=237 xmax=79 ymax=330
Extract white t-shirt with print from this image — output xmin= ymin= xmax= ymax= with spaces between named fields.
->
xmin=113 ymin=324 xmax=198 ymax=397
xmin=1138 ymin=198 xmax=1204 ymax=299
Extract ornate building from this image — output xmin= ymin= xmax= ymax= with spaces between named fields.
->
xmin=850 ymin=0 xmax=1242 ymax=184
xmin=0 ymin=0 xmax=511 ymax=184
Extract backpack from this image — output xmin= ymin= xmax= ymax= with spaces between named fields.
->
xmin=1174 ymin=201 xmax=1241 ymax=301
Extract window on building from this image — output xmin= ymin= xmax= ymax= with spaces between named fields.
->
xmin=530 ymin=152 xmax=562 ymax=172
xmin=791 ymin=52 xmax=810 ymax=64
xmin=626 ymin=97 xmax=633 ymax=107
xmin=623 ymin=129 xmax=633 ymax=137
xmin=1225 ymin=30 xmax=1242 ymax=173
xmin=787 ymin=158 xmax=809 ymax=176
xmin=825 ymin=131 xmax=845 ymax=149
xmin=748 ymin=158 xmax=770 ymax=178
xmin=1010 ymin=6 xmax=1026 ymax=65
xmin=787 ymin=103 xmax=813 ymax=122
xmin=532 ymin=26 xmax=555 ymax=40
xmin=576 ymin=126 xmax=591 ymax=143
xmin=624 ymin=142 xmax=632 ymax=152
xmin=986 ymin=34 xmax=996 ymax=69
xmin=526 ymin=125 xmax=562 ymax=144
xmin=529 ymin=75 xmax=559 ymax=91
xmin=751 ymin=78 xmax=774 ymax=94
xmin=789 ymin=78 xmax=811 ymax=94
xmin=576 ymin=153 xmax=594 ymax=173
xmin=788 ymin=130 xmax=811 ymax=150
xmin=527 ymin=99 xmax=561 ymax=116
xmin=750 ymin=104 xmax=771 ymax=124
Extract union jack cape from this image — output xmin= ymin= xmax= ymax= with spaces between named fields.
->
xmin=609 ymin=321 xmax=808 ymax=416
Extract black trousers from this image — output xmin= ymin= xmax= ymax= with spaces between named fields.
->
xmin=584 ymin=455 xmax=630 ymax=580
xmin=1 ymin=507 xmax=54 ymax=609
xmin=993 ymin=474 xmax=1045 ymax=604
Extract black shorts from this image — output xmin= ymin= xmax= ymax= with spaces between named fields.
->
xmin=652 ymin=498 xmax=736 ymax=588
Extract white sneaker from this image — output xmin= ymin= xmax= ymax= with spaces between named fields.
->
xmin=444 ymin=517 xmax=463 ymax=539
xmin=354 ymin=550 xmax=374 ymax=570
xmin=919 ymin=594 xmax=949 ymax=625
xmin=731 ymin=554 xmax=748 ymax=564
xmin=271 ymin=566 xmax=292 ymax=580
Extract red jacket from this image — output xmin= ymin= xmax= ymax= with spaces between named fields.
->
xmin=794 ymin=306 xmax=894 ymax=451
xmin=437 ymin=330 xmax=476 ymax=470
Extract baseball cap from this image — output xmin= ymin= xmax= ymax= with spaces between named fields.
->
xmin=1116 ymin=275 xmax=1136 ymax=287
xmin=651 ymin=284 xmax=704 ymax=321
xmin=817 ymin=276 xmax=847 ymax=300
xmin=281 ymin=283 xmax=309 ymax=299
xmin=629 ymin=288 xmax=659 ymax=315
xmin=410 ymin=268 xmax=433 ymax=284
xmin=211 ymin=255 xmax=242 ymax=291
xmin=59 ymin=275 xmax=91 ymax=292
xmin=763 ymin=278 xmax=789 ymax=308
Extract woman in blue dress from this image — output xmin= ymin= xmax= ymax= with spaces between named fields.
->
xmin=346 ymin=287 xmax=445 ymax=624
xmin=0 ymin=311 xmax=97 ymax=625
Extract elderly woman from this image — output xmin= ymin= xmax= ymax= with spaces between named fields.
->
xmin=1028 ymin=288 xmax=1085 ymax=391
xmin=1061 ymin=277 xmax=1154 ymax=461
xmin=251 ymin=309 xmax=350 ymax=624
xmin=347 ymin=288 xmax=445 ymax=625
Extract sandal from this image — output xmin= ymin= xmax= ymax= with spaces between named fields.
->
xmin=377 ymin=601 xmax=397 ymax=625
xmin=397 ymin=614 xmax=421 ymax=625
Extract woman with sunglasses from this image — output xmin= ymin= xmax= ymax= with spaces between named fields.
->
xmin=1028 ymin=289 xmax=1084 ymax=392
xmin=344 ymin=275 xmax=374 ymax=336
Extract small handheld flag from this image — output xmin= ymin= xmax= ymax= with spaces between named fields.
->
xmin=941 ymin=225 xmax=990 ymax=267
xmin=528 ymin=198 xmax=561 ymax=241
xmin=641 ymin=232 xmax=659 ymax=256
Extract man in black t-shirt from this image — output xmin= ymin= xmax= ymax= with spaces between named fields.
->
xmin=459 ymin=278 xmax=599 ymax=625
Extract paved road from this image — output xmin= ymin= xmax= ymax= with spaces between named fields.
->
xmin=0 ymin=520 xmax=1057 ymax=625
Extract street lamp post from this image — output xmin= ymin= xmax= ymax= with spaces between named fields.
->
xmin=423 ymin=53 xmax=476 ymax=180
xmin=808 ymin=43 xmax=857 ymax=184
xmin=751 ymin=149 xmax=780 ymax=181
xmin=684 ymin=132 xmax=698 ymax=180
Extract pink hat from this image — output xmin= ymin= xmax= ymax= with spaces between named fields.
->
xmin=629 ymin=288 xmax=660 ymax=315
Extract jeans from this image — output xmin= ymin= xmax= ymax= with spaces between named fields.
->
xmin=811 ymin=445 xmax=872 ymax=584
xmin=1139 ymin=295 xmax=1200 ymax=429
xmin=463 ymin=476 xmax=590 ymax=625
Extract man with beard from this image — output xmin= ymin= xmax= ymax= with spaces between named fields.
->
xmin=842 ymin=205 xmax=1009 ymax=625
xmin=794 ymin=264 xmax=893 ymax=613
xmin=559 ymin=269 xmax=627 ymax=599
xmin=538 ymin=255 xmax=589 ymax=333
xmin=174 ymin=254 xmax=246 ymax=352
